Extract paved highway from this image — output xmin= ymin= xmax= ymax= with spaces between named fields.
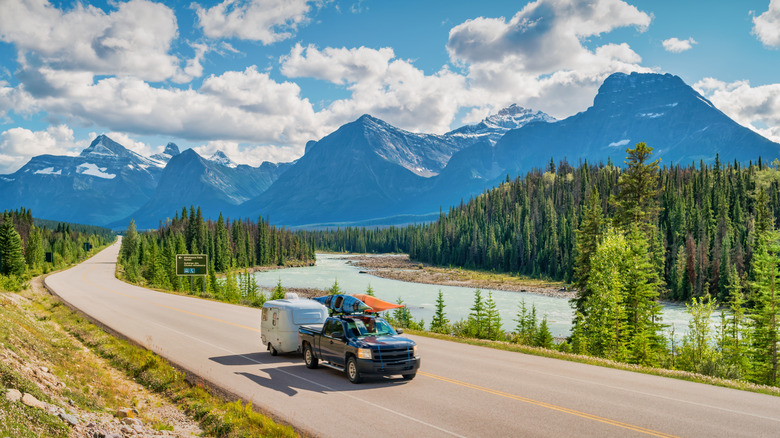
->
xmin=46 ymin=242 xmax=780 ymax=437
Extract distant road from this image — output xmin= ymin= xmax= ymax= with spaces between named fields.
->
xmin=46 ymin=242 xmax=780 ymax=437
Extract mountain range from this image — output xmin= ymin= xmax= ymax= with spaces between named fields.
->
xmin=2 ymin=72 xmax=778 ymax=229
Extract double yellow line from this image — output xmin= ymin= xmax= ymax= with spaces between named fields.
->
xmin=81 ymin=264 xmax=677 ymax=437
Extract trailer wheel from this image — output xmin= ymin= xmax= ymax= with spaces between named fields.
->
xmin=304 ymin=343 xmax=318 ymax=369
xmin=269 ymin=343 xmax=278 ymax=356
xmin=346 ymin=356 xmax=362 ymax=384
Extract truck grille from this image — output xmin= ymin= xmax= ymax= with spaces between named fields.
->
xmin=371 ymin=346 xmax=412 ymax=365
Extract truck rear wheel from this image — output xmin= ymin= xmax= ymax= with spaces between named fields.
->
xmin=304 ymin=343 xmax=318 ymax=369
xmin=346 ymin=356 xmax=362 ymax=384
xmin=268 ymin=343 xmax=278 ymax=356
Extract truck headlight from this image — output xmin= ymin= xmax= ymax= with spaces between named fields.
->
xmin=358 ymin=348 xmax=373 ymax=360
xmin=412 ymin=345 xmax=418 ymax=357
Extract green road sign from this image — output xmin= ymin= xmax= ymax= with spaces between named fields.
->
xmin=176 ymin=254 xmax=207 ymax=276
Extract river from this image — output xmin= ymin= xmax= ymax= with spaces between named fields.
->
xmin=253 ymin=253 xmax=696 ymax=339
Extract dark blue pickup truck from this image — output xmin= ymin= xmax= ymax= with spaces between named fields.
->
xmin=298 ymin=314 xmax=420 ymax=383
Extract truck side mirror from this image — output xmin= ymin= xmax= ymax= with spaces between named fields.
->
xmin=332 ymin=331 xmax=344 ymax=339
xmin=396 ymin=328 xmax=404 ymax=334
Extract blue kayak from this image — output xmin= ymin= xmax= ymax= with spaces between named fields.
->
xmin=313 ymin=294 xmax=372 ymax=314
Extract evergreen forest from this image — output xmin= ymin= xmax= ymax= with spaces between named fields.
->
xmin=0 ymin=207 xmax=115 ymax=291
xmin=118 ymin=207 xmax=316 ymax=302
xmin=313 ymin=154 xmax=780 ymax=304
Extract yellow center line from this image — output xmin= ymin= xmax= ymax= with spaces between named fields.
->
xmin=78 ymin=262 xmax=676 ymax=437
xmin=419 ymin=371 xmax=679 ymax=438
xmin=80 ymin=265 xmax=261 ymax=333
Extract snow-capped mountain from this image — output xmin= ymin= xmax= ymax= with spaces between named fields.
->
xmin=112 ymin=149 xmax=291 ymax=229
xmin=485 ymin=72 xmax=780 ymax=181
xmin=150 ymin=142 xmax=181 ymax=163
xmin=4 ymin=72 xmax=779 ymax=229
xmin=0 ymin=135 xmax=164 ymax=225
xmin=446 ymin=104 xmax=556 ymax=145
xmin=208 ymin=150 xmax=238 ymax=168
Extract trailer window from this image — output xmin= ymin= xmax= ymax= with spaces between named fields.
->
xmin=293 ymin=309 xmax=326 ymax=325
xmin=272 ymin=311 xmax=278 ymax=326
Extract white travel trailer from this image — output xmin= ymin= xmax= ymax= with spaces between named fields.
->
xmin=261 ymin=293 xmax=328 ymax=355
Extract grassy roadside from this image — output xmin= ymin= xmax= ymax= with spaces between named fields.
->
xmin=405 ymin=328 xmax=780 ymax=397
xmin=1 ymin=269 xmax=299 ymax=438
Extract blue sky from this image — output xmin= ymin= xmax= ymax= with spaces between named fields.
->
xmin=1 ymin=0 xmax=779 ymax=173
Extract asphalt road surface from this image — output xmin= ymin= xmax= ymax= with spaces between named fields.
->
xmin=45 ymin=242 xmax=780 ymax=437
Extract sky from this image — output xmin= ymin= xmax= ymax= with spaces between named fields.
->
xmin=0 ymin=0 xmax=779 ymax=174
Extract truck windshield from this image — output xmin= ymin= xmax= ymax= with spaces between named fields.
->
xmin=346 ymin=317 xmax=397 ymax=338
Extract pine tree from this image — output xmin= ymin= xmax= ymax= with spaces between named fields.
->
xmin=467 ymin=289 xmax=486 ymax=338
xmin=749 ymin=229 xmax=780 ymax=385
xmin=121 ymin=219 xmax=139 ymax=263
xmin=366 ymin=283 xmax=376 ymax=296
xmin=24 ymin=224 xmax=44 ymax=270
xmin=271 ymin=278 xmax=286 ymax=300
xmin=623 ymin=224 xmax=665 ymax=366
xmin=535 ymin=316 xmax=554 ymax=349
xmin=0 ymin=212 xmax=26 ymax=276
xmin=613 ymin=142 xmax=661 ymax=232
xmin=580 ymin=228 xmax=629 ymax=361
xmin=484 ymin=291 xmax=502 ymax=340
xmin=679 ymin=295 xmax=717 ymax=374
xmin=430 ymin=290 xmax=449 ymax=334
xmin=572 ymin=189 xmax=605 ymax=318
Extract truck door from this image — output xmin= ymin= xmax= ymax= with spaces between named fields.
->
xmin=321 ymin=319 xmax=348 ymax=366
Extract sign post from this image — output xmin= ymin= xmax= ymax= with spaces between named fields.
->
xmin=176 ymin=254 xmax=207 ymax=294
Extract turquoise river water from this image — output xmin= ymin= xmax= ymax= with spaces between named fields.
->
xmin=254 ymin=253 xmax=695 ymax=339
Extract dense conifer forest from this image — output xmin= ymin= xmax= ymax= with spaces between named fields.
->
xmin=0 ymin=207 xmax=115 ymax=291
xmin=312 ymin=155 xmax=780 ymax=303
xmin=118 ymin=207 xmax=316 ymax=297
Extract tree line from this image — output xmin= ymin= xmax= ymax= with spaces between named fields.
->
xmin=118 ymin=206 xmax=316 ymax=298
xmin=0 ymin=207 xmax=114 ymax=291
xmin=312 ymin=154 xmax=780 ymax=304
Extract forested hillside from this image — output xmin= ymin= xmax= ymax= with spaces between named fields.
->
xmin=312 ymin=155 xmax=780 ymax=303
xmin=0 ymin=207 xmax=115 ymax=291
xmin=119 ymin=207 xmax=315 ymax=293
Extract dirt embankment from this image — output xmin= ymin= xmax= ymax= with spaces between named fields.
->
xmin=1 ymin=277 xmax=202 ymax=438
xmin=342 ymin=254 xmax=576 ymax=299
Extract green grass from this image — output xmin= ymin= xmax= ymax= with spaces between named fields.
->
xmin=42 ymin=292 xmax=298 ymax=437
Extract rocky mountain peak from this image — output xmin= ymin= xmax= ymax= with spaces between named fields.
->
xmin=80 ymin=135 xmax=129 ymax=158
xmin=209 ymin=150 xmax=237 ymax=168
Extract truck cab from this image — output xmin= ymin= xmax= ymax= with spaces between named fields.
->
xmin=299 ymin=313 xmax=420 ymax=383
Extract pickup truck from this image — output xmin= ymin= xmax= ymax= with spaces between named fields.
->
xmin=298 ymin=313 xmax=420 ymax=383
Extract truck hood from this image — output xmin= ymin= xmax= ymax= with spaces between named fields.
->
xmin=357 ymin=336 xmax=415 ymax=348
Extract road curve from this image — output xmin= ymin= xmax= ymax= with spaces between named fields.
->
xmin=46 ymin=242 xmax=780 ymax=437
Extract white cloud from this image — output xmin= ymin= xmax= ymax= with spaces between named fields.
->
xmin=446 ymin=0 xmax=653 ymax=119
xmin=662 ymin=37 xmax=697 ymax=53
xmin=10 ymin=66 xmax=325 ymax=147
xmin=280 ymin=44 xmax=467 ymax=133
xmin=753 ymin=0 xmax=780 ymax=47
xmin=695 ymin=77 xmax=780 ymax=142
xmin=0 ymin=0 xmax=200 ymax=83
xmin=447 ymin=0 xmax=650 ymax=70
xmin=193 ymin=0 xmax=320 ymax=43
xmin=0 ymin=124 xmax=83 ymax=173
xmin=281 ymin=43 xmax=395 ymax=84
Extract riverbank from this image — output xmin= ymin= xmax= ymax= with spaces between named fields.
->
xmin=343 ymin=254 xmax=575 ymax=299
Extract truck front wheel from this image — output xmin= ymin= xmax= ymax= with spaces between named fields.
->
xmin=304 ymin=343 xmax=318 ymax=369
xmin=346 ymin=356 xmax=362 ymax=384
